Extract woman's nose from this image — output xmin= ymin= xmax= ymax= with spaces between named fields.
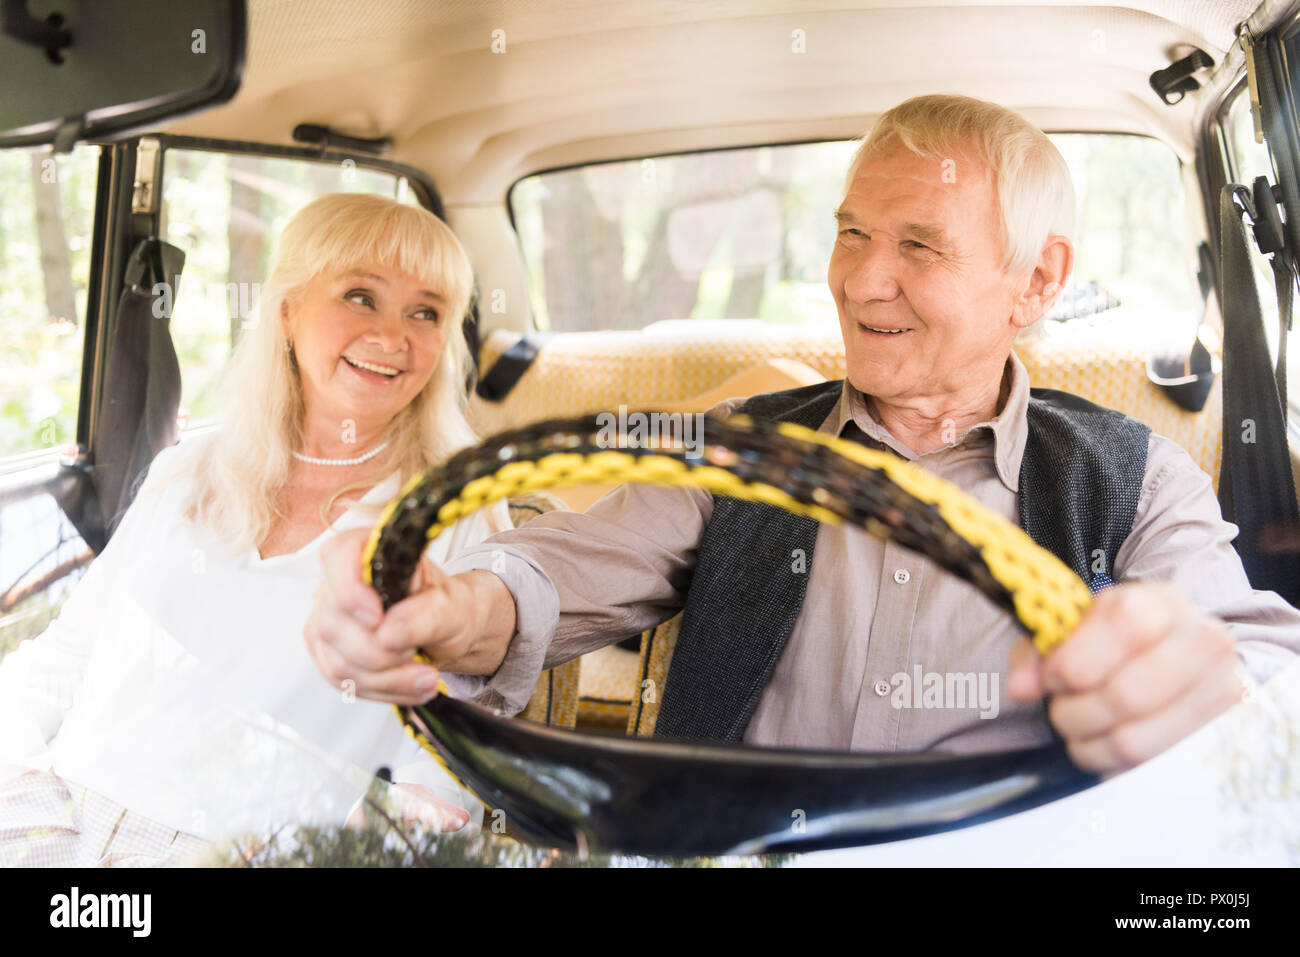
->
xmin=365 ymin=306 xmax=406 ymax=351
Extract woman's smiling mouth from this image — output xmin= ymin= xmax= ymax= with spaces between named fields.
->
xmin=342 ymin=355 xmax=403 ymax=381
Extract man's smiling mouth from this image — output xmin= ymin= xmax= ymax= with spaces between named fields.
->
xmin=342 ymin=355 xmax=403 ymax=378
xmin=858 ymin=323 xmax=912 ymax=335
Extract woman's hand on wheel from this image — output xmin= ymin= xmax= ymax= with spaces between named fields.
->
xmin=303 ymin=528 xmax=517 ymax=705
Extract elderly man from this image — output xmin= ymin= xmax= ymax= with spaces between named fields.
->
xmin=304 ymin=94 xmax=1300 ymax=775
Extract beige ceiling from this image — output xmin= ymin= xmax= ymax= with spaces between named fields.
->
xmin=165 ymin=0 xmax=1272 ymax=204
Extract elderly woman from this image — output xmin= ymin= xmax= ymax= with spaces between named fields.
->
xmin=0 ymin=193 xmax=509 ymax=865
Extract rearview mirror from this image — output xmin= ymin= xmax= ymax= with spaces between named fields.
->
xmin=0 ymin=0 xmax=245 ymax=150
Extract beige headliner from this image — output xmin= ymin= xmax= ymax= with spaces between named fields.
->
xmin=164 ymin=0 xmax=1277 ymax=205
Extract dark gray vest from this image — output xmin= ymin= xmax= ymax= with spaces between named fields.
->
xmin=653 ymin=379 xmax=1151 ymax=742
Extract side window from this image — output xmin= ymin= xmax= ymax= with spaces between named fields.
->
xmin=0 ymin=145 xmax=98 ymax=460
xmin=159 ymin=149 xmax=420 ymax=429
xmin=1219 ymin=85 xmax=1299 ymax=420
xmin=0 ymin=144 xmax=98 ymax=663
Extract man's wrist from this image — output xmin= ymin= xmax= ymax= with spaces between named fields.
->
xmin=438 ymin=544 xmax=559 ymax=715
xmin=460 ymin=569 xmax=518 ymax=675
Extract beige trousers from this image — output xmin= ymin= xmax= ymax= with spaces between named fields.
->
xmin=0 ymin=769 xmax=211 ymax=867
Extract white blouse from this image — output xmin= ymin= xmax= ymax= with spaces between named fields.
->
xmin=0 ymin=432 xmax=508 ymax=842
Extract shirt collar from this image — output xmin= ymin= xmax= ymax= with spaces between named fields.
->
xmin=830 ymin=350 xmax=1030 ymax=494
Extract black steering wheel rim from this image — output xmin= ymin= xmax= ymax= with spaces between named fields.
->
xmin=363 ymin=411 xmax=1098 ymax=856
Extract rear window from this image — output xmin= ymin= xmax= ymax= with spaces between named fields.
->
xmin=510 ymin=135 xmax=1200 ymax=338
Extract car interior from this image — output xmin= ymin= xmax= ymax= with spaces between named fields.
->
xmin=1 ymin=0 xmax=1299 ymax=856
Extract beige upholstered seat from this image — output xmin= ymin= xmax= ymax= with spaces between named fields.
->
xmin=508 ymin=491 xmax=581 ymax=729
xmin=626 ymin=613 xmax=682 ymax=737
xmin=575 ymin=644 xmax=642 ymax=732
xmin=469 ymin=316 xmax=1223 ymax=488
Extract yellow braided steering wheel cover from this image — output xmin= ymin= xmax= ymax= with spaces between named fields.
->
xmin=362 ymin=416 xmax=1092 ymax=655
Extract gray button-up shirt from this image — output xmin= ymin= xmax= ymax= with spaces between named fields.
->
xmin=443 ymin=351 xmax=1300 ymax=753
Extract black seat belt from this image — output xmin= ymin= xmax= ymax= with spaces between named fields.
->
xmin=474 ymin=332 xmax=550 ymax=401
xmin=1270 ymin=246 xmax=1291 ymax=413
xmin=90 ymin=237 xmax=186 ymax=545
xmin=1217 ymin=183 xmax=1300 ymax=605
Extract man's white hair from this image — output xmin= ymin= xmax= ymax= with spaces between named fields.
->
xmin=845 ymin=93 xmax=1076 ymax=278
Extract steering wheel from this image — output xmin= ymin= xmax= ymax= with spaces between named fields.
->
xmin=360 ymin=412 xmax=1099 ymax=857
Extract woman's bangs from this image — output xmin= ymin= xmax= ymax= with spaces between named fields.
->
xmin=314 ymin=206 xmax=471 ymax=315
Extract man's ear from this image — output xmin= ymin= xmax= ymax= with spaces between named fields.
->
xmin=1011 ymin=235 xmax=1073 ymax=329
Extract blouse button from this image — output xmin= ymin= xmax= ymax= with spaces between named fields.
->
xmin=874 ymin=679 xmax=892 ymax=697
xmin=893 ymin=568 xmax=911 ymax=585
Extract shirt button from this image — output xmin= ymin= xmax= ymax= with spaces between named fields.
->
xmin=893 ymin=568 xmax=910 ymax=584
xmin=874 ymin=679 xmax=892 ymax=697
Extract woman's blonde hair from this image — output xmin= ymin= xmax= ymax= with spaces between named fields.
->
xmin=846 ymin=94 xmax=1076 ymax=276
xmin=178 ymin=192 xmax=506 ymax=552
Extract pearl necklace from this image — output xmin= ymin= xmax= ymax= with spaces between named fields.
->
xmin=292 ymin=440 xmax=390 ymax=467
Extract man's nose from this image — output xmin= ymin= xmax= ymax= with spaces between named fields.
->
xmin=841 ymin=240 xmax=901 ymax=303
